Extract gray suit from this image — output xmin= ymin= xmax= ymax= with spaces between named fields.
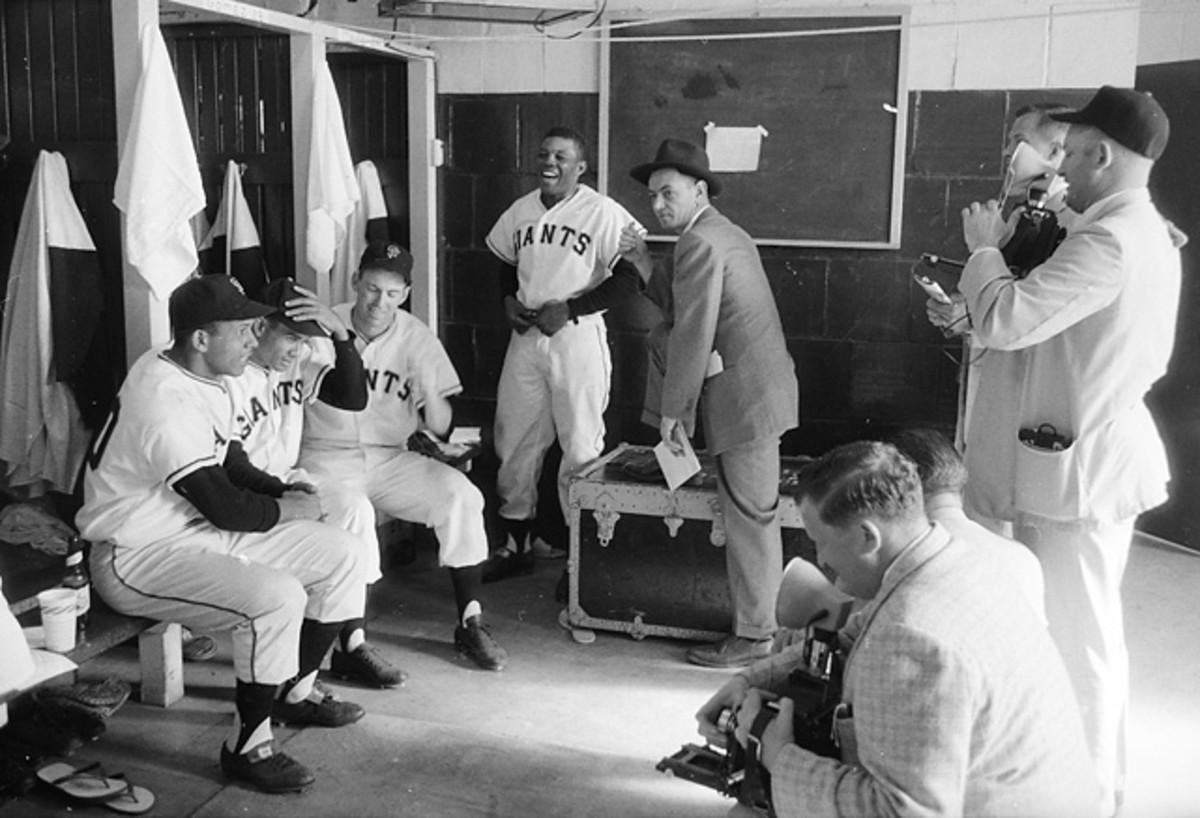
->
xmin=647 ymin=206 xmax=799 ymax=637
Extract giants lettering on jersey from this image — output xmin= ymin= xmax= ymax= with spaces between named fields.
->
xmin=364 ymin=368 xmax=412 ymax=401
xmin=512 ymin=222 xmax=592 ymax=257
xmin=232 ymin=378 xmax=305 ymax=441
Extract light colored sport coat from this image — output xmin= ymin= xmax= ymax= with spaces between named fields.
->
xmin=660 ymin=206 xmax=798 ymax=454
xmin=960 ymin=187 xmax=1180 ymax=523
xmin=744 ymin=525 xmax=1100 ymax=817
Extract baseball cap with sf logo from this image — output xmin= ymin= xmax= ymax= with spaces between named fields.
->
xmin=169 ymin=274 xmax=274 ymax=335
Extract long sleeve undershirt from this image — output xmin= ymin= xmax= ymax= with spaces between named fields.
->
xmin=172 ymin=441 xmax=284 ymax=532
xmin=498 ymin=258 xmax=644 ymax=318
xmin=317 ymin=334 xmax=368 ymax=410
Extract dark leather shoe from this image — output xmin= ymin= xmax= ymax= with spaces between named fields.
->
xmin=221 ymin=741 xmax=314 ymax=793
xmin=481 ymin=547 xmax=535 ymax=584
xmin=685 ymin=635 xmax=773 ymax=669
xmin=273 ymin=683 xmax=365 ymax=727
xmin=454 ymin=616 xmax=508 ymax=671
xmin=330 ymin=643 xmax=408 ymax=688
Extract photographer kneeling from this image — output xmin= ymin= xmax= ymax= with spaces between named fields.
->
xmin=696 ymin=441 xmax=1101 ymax=817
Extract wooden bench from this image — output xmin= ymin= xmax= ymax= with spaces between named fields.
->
xmin=2 ymin=543 xmax=183 ymax=726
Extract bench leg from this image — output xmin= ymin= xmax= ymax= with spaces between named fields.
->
xmin=138 ymin=622 xmax=183 ymax=707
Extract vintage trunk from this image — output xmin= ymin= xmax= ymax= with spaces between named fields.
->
xmin=565 ymin=444 xmax=817 ymax=641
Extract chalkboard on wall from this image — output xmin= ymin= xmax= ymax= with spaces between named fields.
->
xmin=601 ymin=14 xmax=908 ymax=247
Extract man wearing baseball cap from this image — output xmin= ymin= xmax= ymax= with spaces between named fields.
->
xmin=623 ymin=139 xmax=799 ymax=669
xmin=77 ymin=274 xmax=376 ymax=793
xmin=956 ymin=85 xmax=1180 ymax=814
xmin=298 ymin=241 xmax=509 ymax=672
xmin=226 ymin=276 xmax=407 ymax=689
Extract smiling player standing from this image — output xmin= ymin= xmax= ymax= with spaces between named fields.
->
xmin=482 ymin=126 xmax=646 ymax=581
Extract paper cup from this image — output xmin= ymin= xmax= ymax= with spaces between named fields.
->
xmin=37 ymin=588 xmax=77 ymax=653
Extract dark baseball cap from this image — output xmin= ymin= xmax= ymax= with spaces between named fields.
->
xmin=359 ymin=240 xmax=413 ymax=283
xmin=169 ymin=274 xmax=273 ymax=335
xmin=259 ymin=277 xmax=326 ymax=338
xmin=1050 ymin=85 xmax=1170 ymax=160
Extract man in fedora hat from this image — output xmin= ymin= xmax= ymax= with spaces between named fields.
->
xmin=956 ymin=85 xmax=1180 ymax=814
xmin=625 ymin=139 xmax=799 ymax=668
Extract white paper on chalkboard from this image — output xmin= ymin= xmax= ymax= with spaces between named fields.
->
xmin=704 ymin=123 xmax=768 ymax=172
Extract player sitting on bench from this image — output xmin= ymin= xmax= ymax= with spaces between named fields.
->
xmin=77 ymin=275 xmax=374 ymax=794
xmin=297 ymin=241 xmax=508 ymax=672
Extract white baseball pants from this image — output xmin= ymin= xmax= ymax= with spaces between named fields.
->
xmin=90 ymin=521 xmax=370 ymax=685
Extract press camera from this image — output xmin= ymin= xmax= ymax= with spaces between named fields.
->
xmin=656 ymin=628 xmax=844 ymax=814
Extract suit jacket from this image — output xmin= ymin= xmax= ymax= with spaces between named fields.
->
xmin=659 ymin=207 xmax=798 ymax=453
xmin=746 ymin=525 xmax=1100 ymax=817
xmin=960 ymin=187 xmax=1180 ymax=523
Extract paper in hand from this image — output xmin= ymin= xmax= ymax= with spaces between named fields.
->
xmin=654 ymin=437 xmax=701 ymax=491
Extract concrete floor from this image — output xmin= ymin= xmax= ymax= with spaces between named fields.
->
xmin=8 ymin=534 xmax=1200 ymax=817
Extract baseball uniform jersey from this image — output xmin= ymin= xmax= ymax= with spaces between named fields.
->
xmin=227 ymin=345 xmax=332 ymax=478
xmin=299 ymin=303 xmax=486 ymax=569
xmin=226 ymin=346 xmax=381 ymax=581
xmin=486 ymin=184 xmax=640 ymax=524
xmin=78 ymin=347 xmax=370 ymax=684
xmin=77 ymin=348 xmax=233 ymax=549
xmin=303 ymin=304 xmax=460 ymax=449
xmin=485 ymin=185 xmax=638 ymax=310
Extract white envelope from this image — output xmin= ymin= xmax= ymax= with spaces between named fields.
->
xmin=654 ymin=437 xmax=701 ymax=491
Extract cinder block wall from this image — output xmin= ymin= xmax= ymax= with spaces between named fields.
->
xmin=437 ymin=88 xmax=1088 ymax=457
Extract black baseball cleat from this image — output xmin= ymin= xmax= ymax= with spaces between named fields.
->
xmin=273 ymin=681 xmax=365 ymax=727
xmin=454 ymin=616 xmax=508 ymax=671
xmin=329 ymin=643 xmax=408 ymax=688
xmin=481 ymin=547 xmax=535 ymax=584
xmin=220 ymin=741 xmax=315 ymax=793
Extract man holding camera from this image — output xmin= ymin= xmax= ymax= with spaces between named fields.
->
xmin=955 ymin=86 xmax=1179 ymax=815
xmin=697 ymin=441 xmax=1099 ymax=816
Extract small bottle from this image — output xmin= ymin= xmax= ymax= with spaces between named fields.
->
xmin=61 ymin=536 xmax=91 ymax=641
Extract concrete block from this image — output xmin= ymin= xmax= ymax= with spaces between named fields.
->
xmin=138 ymin=622 xmax=183 ymax=708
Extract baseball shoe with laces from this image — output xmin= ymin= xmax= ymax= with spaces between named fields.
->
xmin=455 ymin=615 xmax=508 ymax=671
xmin=272 ymin=680 xmax=365 ymax=727
xmin=221 ymin=740 xmax=315 ymax=793
xmin=481 ymin=538 xmax=535 ymax=584
xmin=329 ymin=642 xmax=408 ymax=688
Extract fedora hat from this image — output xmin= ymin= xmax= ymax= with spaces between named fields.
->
xmin=630 ymin=139 xmax=723 ymax=196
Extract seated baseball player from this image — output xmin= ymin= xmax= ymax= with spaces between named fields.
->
xmin=298 ymin=241 xmax=508 ymax=672
xmin=76 ymin=275 xmax=374 ymax=794
xmin=225 ymin=276 xmax=406 ymax=688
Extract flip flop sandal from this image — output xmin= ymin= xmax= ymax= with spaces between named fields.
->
xmin=101 ymin=779 xmax=156 ymax=815
xmin=36 ymin=761 xmax=129 ymax=802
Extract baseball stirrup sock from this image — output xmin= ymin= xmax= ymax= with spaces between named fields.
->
xmin=449 ymin=564 xmax=483 ymax=620
xmin=299 ymin=619 xmax=344 ymax=672
xmin=505 ymin=519 xmax=532 ymax=553
xmin=233 ymin=680 xmax=277 ymax=753
xmin=340 ymin=618 xmax=366 ymax=652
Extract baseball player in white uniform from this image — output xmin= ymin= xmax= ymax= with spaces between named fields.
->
xmin=76 ymin=275 xmax=373 ymax=795
xmin=226 ymin=276 xmax=405 ymax=688
xmin=298 ymin=241 xmax=508 ymax=671
xmin=483 ymin=126 xmax=645 ymax=582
